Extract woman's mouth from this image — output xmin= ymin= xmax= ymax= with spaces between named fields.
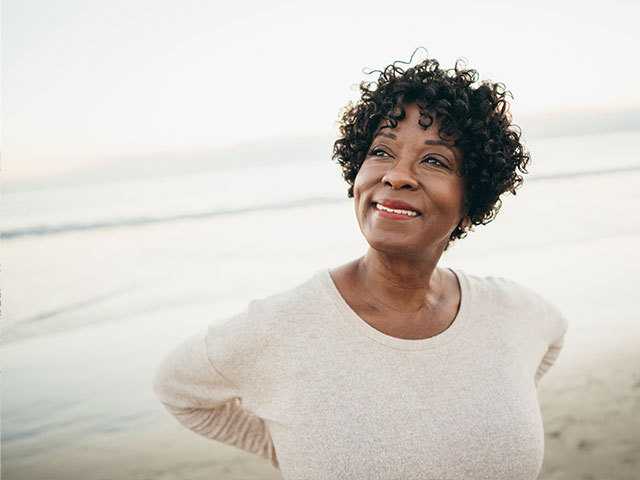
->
xmin=372 ymin=202 xmax=421 ymax=220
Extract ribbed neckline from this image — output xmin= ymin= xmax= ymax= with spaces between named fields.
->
xmin=317 ymin=266 xmax=472 ymax=351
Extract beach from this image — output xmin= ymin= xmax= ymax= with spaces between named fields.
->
xmin=2 ymin=131 xmax=639 ymax=480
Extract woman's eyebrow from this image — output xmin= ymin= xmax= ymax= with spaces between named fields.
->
xmin=374 ymin=131 xmax=453 ymax=148
xmin=424 ymin=139 xmax=453 ymax=148
xmin=376 ymin=131 xmax=396 ymax=139
xmin=373 ymin=130 xmax=459 ymax=164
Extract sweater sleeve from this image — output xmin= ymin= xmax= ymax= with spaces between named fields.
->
xmin=534 ymin=300 xmax=569 ymax=386
xmin=152 ymin=328 xmax=279 ymax=469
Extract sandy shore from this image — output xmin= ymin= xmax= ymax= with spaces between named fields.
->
xmin=2 ymin=168 xmax=639 ymax=479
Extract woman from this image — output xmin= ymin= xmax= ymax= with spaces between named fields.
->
xmin=153 ymin=55 xmax=568 ymax=480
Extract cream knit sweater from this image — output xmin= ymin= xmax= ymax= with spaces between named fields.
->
xmin=153 ymin=267 xmax=568 ymax=479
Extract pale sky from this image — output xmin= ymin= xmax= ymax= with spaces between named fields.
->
xmin=3 ymin=0 xmax=640 ymax=181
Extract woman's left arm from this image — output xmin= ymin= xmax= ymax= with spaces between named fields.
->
xmin=152 ymin=327 xmax=279 ymax=468
xmin=534 ymin=334 xmax=565 ymax=385
xmin=534 ymin=300 xmax=569 ymax=386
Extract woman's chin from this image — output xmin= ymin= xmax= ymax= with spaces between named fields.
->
xmin=363 ymin=230 xmax=449 ymax=257
xmin=365 ymin=237 xmax=420 ymax=255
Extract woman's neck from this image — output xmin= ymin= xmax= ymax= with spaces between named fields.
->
xmin=355 ymin=248 xmax=446 ymax=314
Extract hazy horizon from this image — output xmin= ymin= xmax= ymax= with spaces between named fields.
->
xmin=4 ymin=0 xmax=640 ymax=183
xmin=4 ymin=106 xmax=640 ymax=189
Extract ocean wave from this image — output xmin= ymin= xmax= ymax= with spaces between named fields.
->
xmin=3 ymin=165 xmax=639 ymax=240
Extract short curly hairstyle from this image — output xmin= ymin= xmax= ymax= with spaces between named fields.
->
xmin=332 ymin=52 xmax=530 ymax=249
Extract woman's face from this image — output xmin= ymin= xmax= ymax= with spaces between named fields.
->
xmin=353 ymin=102 xmax=467 ymax=256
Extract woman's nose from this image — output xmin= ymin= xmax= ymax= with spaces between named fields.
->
xmin=382 ymin=162 xmax=418 ymax=190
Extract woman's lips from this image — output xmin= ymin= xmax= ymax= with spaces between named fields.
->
xmin=372 ymin=202 xmax=421 ymax=221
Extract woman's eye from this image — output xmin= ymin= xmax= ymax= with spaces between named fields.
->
xmin=422 ymin=156 xmax=448 ymax=168
xmin=368 ymin=148 xmax=389 ymax=157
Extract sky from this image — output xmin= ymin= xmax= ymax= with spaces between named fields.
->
xmin=3 ymin=0 xmax=640 ymax=181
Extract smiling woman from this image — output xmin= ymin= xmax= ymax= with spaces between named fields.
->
xmin=153 ymin=53 xmax=568 ymax=480
xmin=333 ymin=56 xmax=531 ymax=250
xmin=354 ymin=106 xmax=467 ymax=258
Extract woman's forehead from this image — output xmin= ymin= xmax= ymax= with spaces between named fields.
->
xmin=373 ymin=116 xmax=454 ymax=145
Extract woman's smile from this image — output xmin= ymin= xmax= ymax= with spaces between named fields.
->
xmin=372 ymin=202 xmax=422 ymax=221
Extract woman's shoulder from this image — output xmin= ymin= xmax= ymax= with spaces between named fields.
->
xmin=248 ymin=268 xmax=331 ymax=318
xmin=461 ymin=269 xmax=550 ymax=305
xmin=212 ymin=269 xmax=330 ymax=335
xmin=460 ymin=269 xmax=569 ymax=340
xmin=204 ymin=270 xmax=329 ymax=371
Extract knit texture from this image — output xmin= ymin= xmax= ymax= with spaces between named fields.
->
xmin=153 ymin=267 xmax=568 ymax=479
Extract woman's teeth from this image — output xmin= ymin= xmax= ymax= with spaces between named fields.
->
xmin=375 ymin=203 xmax=419 ymax=217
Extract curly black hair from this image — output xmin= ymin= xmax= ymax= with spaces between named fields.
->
xmin=332 ymin=52 xmax=530 ymax=249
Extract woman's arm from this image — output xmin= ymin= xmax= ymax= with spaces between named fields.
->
xmin=534 ymin=333 xmax=565 ymax=386
xmin=152 ymin=330 xmax=279 ymax=469
xmin=534 ymin=299 xmax=569 ymax=386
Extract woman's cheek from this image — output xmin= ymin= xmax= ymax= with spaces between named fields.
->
xmin=355 ymin=163 xmax=377 ymax=188
xmin=352 ymin=166 xmax=367 ymax=198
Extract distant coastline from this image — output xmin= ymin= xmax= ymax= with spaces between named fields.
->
xmin=4 ymin=107 xmax=640 ymax=193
